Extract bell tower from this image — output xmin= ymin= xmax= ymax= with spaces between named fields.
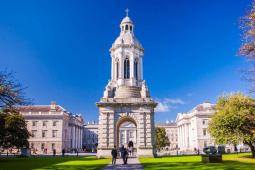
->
xmin=97 ymin=10 xmax=157 ymax=158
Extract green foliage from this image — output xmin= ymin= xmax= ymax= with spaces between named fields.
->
xmin=156 ymin=127 xmax=170 ymax=151
xmin=0 ymin=109 xmax=30 ymax=149
xmin=208 ymin=93 xmax=255 ymax=157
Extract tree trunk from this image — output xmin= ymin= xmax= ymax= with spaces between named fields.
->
xmin=247 ymin=141 xmax=255 ymax=158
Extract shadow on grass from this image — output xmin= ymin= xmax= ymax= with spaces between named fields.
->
xmin=0 ymin=156 xmax=109 ymax=170
xmin=141 ymin=160 xmax=255 ymax=170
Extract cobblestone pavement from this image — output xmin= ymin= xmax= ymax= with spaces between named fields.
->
xmin=103 ymin=157 xmax=144 ymax=170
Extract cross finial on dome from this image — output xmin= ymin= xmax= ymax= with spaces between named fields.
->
xmin=125 ymin=8 xmax=129 ymax=17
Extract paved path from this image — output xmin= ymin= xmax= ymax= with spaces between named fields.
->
xmin=103 ymin=157 xmax=144 ymax=170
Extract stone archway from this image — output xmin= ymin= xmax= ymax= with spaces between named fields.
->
xmin=116 ymin=116 xmax=137 ymax=150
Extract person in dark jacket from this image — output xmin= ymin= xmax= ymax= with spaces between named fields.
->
xmin=111 ymin=145 xmax=118 ymax=165
xmin=120 ymin=145 xmax=128 ymax=165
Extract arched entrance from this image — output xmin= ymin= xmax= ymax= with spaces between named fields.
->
xmin=116 ymin=117 xmax=137 ymax=152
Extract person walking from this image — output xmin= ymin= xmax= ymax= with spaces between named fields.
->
xmin=124 ymin=146 xmax=128 ymax=164
xmin=111 ymin=145 xmax=118 ymax=165
xmin=120 ymin=145 xmax=127 ymax=165
xmin=62 ymin=149 xmax=65 ymax=157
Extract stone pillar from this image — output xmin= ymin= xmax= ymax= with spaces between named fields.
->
xmin=118 ymin=53 xmax=124 ymax=85
xmin=111 ymin=56 xmax=115 ymax=80
xmin=72 ymin=126 xmax=75 ymax=149
xmin=108 ymin=113 xmax=115 ymax=148
xmin=97 ymin=112 xmax=114 ymax=158
xmin=130 ymin=55 xmax=135 ymax=86
xmin=137 ymin=112 xmax=154 ymax=157
xmin=140 ymin=58 xmax=143 ymax=80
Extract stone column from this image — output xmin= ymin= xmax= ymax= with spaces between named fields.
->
xmin=111 ymin=56 xmax=115 ymax=80
xmin=145 ymin=113 xmax=152 ymax=147
xmin=138 ymin=112 xmax=146 ymax=148
xmin=108 ymin=112 xmax=115 ymax=148
xmin=80 ymin=127 xmax=83 ymax=148
xmin=118 ymin=53 xmax=124 ymax=85
xmin=130 ymin=54 xmax=135 ymax=85
xmin=72 ymin=126 xmax=75 ymax=149
xmin=78 ymin=127 xmax=80 ymax=149
xmin=140 ymin=58 xmax=143 ymax=80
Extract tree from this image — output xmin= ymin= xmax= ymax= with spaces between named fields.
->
xmin=0 ymin=109 xmax=30 ymax=150
xmin=208 ymin=93 xmax=255 ymax=157
xmin=155 ymin=127 xmax=170 ymax=152
xmin=239 ymin=1 xmax=255 ymax=92
xmin=0 ymin=71 xmax=29 ymax=109
xmin=0 ymin=71 xmax=30 ymax=150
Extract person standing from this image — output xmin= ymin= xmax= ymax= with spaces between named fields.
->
xmin=124 ymin=146 xmax=128 ymax=164
xmin=111 ymin=145 xmax=118 ymax=165
xmin=62 ymin=149 xmax=65 ymax=157
xmin=120 ymin=145 xmax=126 ymax=165
xmin=53 ymin=149 xmax=56 ymax=157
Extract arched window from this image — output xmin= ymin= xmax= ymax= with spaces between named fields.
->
xmin=124 ymin=58 xmax=130 ymax=79
xmin=130 ymin=26 xmax=133 ymax=31
xmin=134 ymin=60 xmax=138 ymax=80
xmin=125 ymin=25 xmax=129 ymax=31
xmin=116 ymin=61 xmax=119 ymax=79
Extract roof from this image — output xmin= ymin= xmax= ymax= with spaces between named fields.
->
xmin=156 ymin=122 xmax=177 ymax=127
xmin=121 ymin=16 xmax=133 ymax=24
xmin=176 ymin=102 xmax=216 ymax=122
xmin=191 ymin=102 xmax=215 ymax=112
xmin=16 ymin=105 xmax=65 ymax=112
xmin=113 ymin=32 xmax=142 ymax=48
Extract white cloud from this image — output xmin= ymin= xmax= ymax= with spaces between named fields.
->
xmin=155 ymin=98 xmax=185 ymax=113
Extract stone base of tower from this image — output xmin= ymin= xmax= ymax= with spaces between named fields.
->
xmin=137 ymin=147 xmax=156 ymax=157
xmin=96 ymin=148 xmax=112 ymax=158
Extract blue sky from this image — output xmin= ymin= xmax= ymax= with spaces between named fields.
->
xmin=0 ymin=0 xmax=252 ymax=123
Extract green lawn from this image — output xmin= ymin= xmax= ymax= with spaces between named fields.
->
xmin=140 ymin=153 xmax=255 ymax=170
xmin=0 ymin=156 xmax=110 ymax=170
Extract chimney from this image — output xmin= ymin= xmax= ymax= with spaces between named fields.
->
xmin=50 ymin=101 xmax=56 ymax=111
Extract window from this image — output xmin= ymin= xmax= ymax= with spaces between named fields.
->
xmin=202 ymin=120 xmax=206 ymax=125
xmin=52 ymin=143 xmax=55 ymax=150
xmin=124 ymin=58 xmax=130 ymax=79
xmin=42 ymin=130 xmax=47 ymax=138
xmin=125 ymin=25 xmax=128 ymax=30
xmin=134 ymin=60 xmax=138 ymax=80
xmin=53 ymin=121 xmax=57 ymax=126
xmin=43 ymin=121 xmax=47 ymax=126
xmin=116 ymin=61 xmax=119 ymax=79
xmin=32 ymin=121 xmax=37 ymax=126
xmin=130 ymin=26 xmax=132 ymax=31
xmin=31 ymin=130 xmax=37 ymax=137
xmin=52 ymin=130 xmax=57 ymax=138
xmin=204 ymin=141 xmax=207 ymax=147
xmin=41 ymin=143 xmax=45 ymax=150
xmin=31 ymin=143 xmax=34 ymax=149
xmin=203 ymin=129 xmax=207 ymax=136
xmin=64 ymin=129 xmax=67 ymax=139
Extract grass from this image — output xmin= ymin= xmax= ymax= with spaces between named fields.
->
xmin=0 ymin=156 xmax=110 ymax=170
xmin=140 ymin=153 xmax=255 ymax=170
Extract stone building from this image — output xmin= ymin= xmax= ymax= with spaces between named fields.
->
xmin=156 ymin=121 xmax=178 ymax=150
xmin=83 ymin=121 xmax=98 ymax=152
xmin=18 ymin=102 xmax=84 ymax=154
xmin=96 ymin=12 xmax=157 ymax=158
xmin=176 ymin=101 xmax=215 ymax=152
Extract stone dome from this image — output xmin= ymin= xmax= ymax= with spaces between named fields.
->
xmin=112 ymin=32 xmax=142 ymax=47
xmin=121 ymin=16 xmax=133 ymax=24
xmin=192 ymin=102 xmax=215 ymax=112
